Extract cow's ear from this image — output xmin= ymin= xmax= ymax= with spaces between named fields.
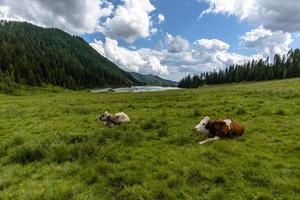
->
xmin=204 ymin=116 xmax=210 ymax=121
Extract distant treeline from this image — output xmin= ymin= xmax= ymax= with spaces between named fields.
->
xmin=0 ymin=21 xmax=139 ymax=91
xmin=178 ymin=49 xmax=300 ymax=88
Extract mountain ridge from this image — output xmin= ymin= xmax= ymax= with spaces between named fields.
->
xmin=129 ymin=72 xmax=177 ymax=86
xmin=0 ymin=21 xmax=140 ymax=90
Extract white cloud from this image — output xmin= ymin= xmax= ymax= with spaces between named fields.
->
xmin=158 ymin=14 xmax=165 ymax=24
xmin=103 ymin=0 xmax=156 ymax=43
xmin=200 ymin=0 xmax=257 ymax=20
xmin=0 ymin=0 xmax=157 ymax=42
xmin=159 ymin=48 xmax=259 ymax=81
xmin=0 ymin=0 xmax=113 ymax=35
xmin=200 ymin=0 xmax=300 ymax=33
xmin=195 ymin=39 xmax=229 ymax=51
xmin=150 ymin=28 xmax=158 ymax=34
xmin=90 ymin=38 xmax=168 ymax=75
xmin=90 ymin=36 xmax=263 ymax=81
xmin=240 ymin=26 xmax=293 ymax=57
xmin=166 ymin=33 xmax=190 ymax=53
xmin=3 ymin=0 xmax=291 ymax=81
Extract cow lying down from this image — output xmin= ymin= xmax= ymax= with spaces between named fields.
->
xmin=99 ymin=111 xmax=130 ymax=127
xmin=194 ymin=116 xmax=244 ymax=145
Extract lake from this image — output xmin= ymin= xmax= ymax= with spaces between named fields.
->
xmin=90 ymin=86 xmax=181 ymax=93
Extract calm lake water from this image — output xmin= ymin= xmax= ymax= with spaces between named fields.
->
xmin=90 ymin=86 xmax=181 ymax=93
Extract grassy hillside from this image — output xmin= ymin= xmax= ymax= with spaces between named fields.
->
xmin=130 ymin=72 xmax=178 ymax=86
xmin=0 ymin=79 xmax=299 ymax=199
xmin=0 ymin=21 xmax=139 ymax=89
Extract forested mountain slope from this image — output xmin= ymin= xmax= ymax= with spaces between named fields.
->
xmin=130 ymin=72 xmax=177 ymax=86
xmin=0 ymin=21 xmax=139 ymax=89
xmin=179 ymin=49 xmax=300 ymax=88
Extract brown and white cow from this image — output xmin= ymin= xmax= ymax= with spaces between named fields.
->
xmin=193 ymin=116 xmax=244 ymax=144
xmin=99 ymin=111 xmax=130 ymax=127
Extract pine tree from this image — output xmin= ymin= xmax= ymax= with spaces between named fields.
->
xmin=0 ymin=20 xmax=140 ymax=90
xmin=179 ymin=49 xmax=300 ymax=88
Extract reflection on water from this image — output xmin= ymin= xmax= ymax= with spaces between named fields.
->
xmin=90 ymin=86 xmax=181 ymax=93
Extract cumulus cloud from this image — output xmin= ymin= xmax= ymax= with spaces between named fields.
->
xmin=90 ymin=36 xmax=261 ymax=80
xmin=158 ymin=14 xmax=165 ymax=24
xmin=240 ymin=26 xmax=293 ymax=57
xmin=0 ymin=0 xmax=113 ymax=35
xmin=0 ymin=0 xmax=157 ymax=42
xmin=166 ymin=33 xmax=190 ymax=53
xmin=200 ymin=0 xmax=300 ymax=33
xmin=160 ymin=42 xmax=259 ymax=80
xmin=90 ymin=38 xmax=168 ymax=75
xmin=103 ymin=0 xmax=156 ymax=43
xmin=195 ymin=39 xmax=230 ymax=51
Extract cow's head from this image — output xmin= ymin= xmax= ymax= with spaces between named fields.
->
xmin=99 ymin=111 xmax=110 ymax=121
xmin=193 ymin=116 xmax=210 ymax=134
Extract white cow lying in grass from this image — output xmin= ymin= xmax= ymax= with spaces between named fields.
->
xmin=99 ymin=111 xmax=130 ymax=127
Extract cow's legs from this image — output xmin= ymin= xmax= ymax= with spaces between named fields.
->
xmin=198 ymin=136 xmax=220 ymax=145
xmin=105 ymin=119 xmax=113 ymax=127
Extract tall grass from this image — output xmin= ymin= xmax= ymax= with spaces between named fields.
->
xmin=0 ymin=78 xmax=299 ymax=199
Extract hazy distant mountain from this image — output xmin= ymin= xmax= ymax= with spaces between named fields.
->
xmin=0 ymin=21 xmax=140 ymax=89
xmin=130 ymin=72 xmax=177 ymax=86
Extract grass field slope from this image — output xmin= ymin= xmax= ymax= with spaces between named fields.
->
xmin=0 ymin=79 xmax=299 ymax=199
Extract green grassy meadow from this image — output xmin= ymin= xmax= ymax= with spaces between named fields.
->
xmin=0 ymin=79 xmax=299 ymax=200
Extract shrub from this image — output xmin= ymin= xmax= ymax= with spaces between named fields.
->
xmin=50 ymin=143 xmax=79 ymax=163
xmin=73 ymin=106 xmax=93 ymax=115
xmin=212 ymin=175 xmax=226 ymax=186
xmin=96 ymin=134 xmax=108 ymax=145
xmin=10 ymin=136 xmax=24 ymax=146
xmin=275 ymin=108 xmax=286 ymax=116
xmin=0 ymin=71 xmax=19 ymax=95
xmin=0 ymin=145 xmax=7 ymax=157
xmin=187 ymin=168 xmax=208 ymax=185
xmin=242 ymin=170 xmax=270 ymax=187
xmin=157 ymin=127 xmax=168 ymax=138
xmin=167 ymin=135 xmax=191 ymax=146
xmin=101 ymin=150 xmax=120 ymax=163
xmin=62 ymin=106 xmax=92 ymax=115
xmin=119 ymin=185 xmax=148 ymax=200
xmin=236 ymin=106 xmax=246 ymax=115
xmin=153 ymin=188 xmax=176 ymax=200
xmin=120 ymin=131 xmax=142 ymax=145
xmin=10 ymin=144 xmax=45 ymax=164
xmin=0 ymin=179 xmax=12 ymax=191
xmin=128 ymin=104 xmax=135 ymax=109
xmin=65 ymin=134 xmax=88 ymax=144
xmin=167 ymin=176 xmax=181 ymax=188
xmin=141 ymin=118 xmax=168 ymax=132
xmin=141 ymin=119 xmax=155 ymax=131
xmin=193 ymin=109 xmax=201 ymax=117
xmin=108 ymin=176 xmax=125 ymax=192
xmin=96 ymin=162 xmax=111 ymax=176
xmin=78 ymin=142 xmax=97 ymax=158
xmin=94 ymin=128 xmax=122 ymax=142
xmin=81 ymin=169 xmax=98 ymax=185
xmin=257 ymin=194 xmax=273 ymax=200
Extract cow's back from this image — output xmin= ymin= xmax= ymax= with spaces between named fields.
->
xmin=114 ymin=112 xmax=130 ymax=122
xmin=230 ymin=120 xmax=244 ymax=136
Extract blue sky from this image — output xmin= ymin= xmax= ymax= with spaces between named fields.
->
xmin=83 ymin=0 xmax=254 ymax=55
xmin=1 ymin=0 xmax=300 ymax=80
